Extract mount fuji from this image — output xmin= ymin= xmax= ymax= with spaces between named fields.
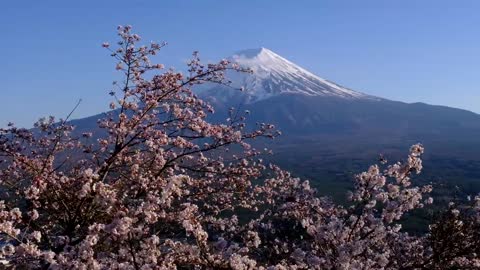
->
xmin=71 ymin=48 xmax=480 ymax=199
xmin=198 ymin=48 xmax=480 ymax=137
xmin=191 ymin=48 xmax=480 ymax=199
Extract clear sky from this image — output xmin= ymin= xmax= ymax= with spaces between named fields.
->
xmin=2 ymin=0 xmax=480 ymax=127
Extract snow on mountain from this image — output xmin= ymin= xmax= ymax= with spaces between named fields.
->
xmin=200 ymin=47 xmax=378 ymax=103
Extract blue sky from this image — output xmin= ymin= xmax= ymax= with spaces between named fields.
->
xmin=2 ymin=0 xmax=480 ymax=127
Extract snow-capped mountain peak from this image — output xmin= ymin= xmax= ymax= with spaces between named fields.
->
xmin=197 ymin=48 xmax=377 ymax=104
xmin=218 ymin=48 xmax=374 ymax=102
xmin=231 ymin=47 xmax=317 ymax=78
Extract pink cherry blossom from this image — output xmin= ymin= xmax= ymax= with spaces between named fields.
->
xmin=0 ymin=26 xmax=478 ymax=269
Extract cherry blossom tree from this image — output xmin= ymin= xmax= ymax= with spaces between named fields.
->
xmin=0 ymin=26 xmax=478 ymax=269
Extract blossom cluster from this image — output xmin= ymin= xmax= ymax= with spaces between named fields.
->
xmin=0 ymin=26 xmax=478 ymax=269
